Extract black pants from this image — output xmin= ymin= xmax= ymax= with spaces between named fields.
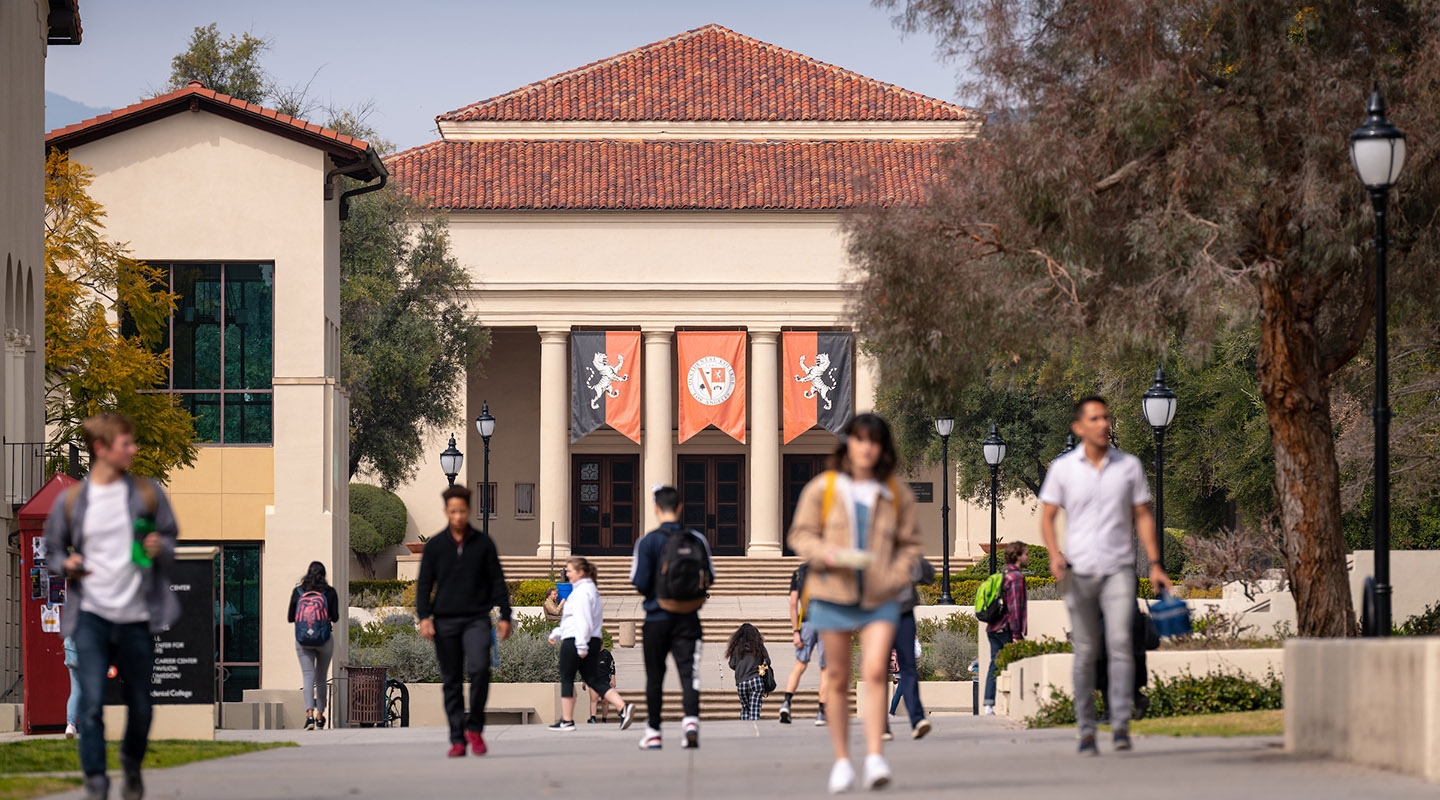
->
xmin=433 ymin=615 xmax=493 ymax=743
xmin=642 ymin=615 xmax=702 ymax=730
xmin=559 ymin=637 xmax=608 ymax=699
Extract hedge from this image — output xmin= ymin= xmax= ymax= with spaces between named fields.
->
xmin=1025 ymin=668 xmax=1284 ymax=728
xmin=509 ymin=579 xmax=556 ymax=607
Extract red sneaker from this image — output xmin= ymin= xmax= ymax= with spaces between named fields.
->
xmin=466 ymin=730 xmax=487 ymax=756
xmin=446 ymin=743 xmax=466 ymax=758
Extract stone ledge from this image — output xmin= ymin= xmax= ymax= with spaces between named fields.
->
xmin=1286 ymin=638 xmax=1440 ymax=783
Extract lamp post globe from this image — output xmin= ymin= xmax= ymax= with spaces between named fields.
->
xmin=475 ymin=402 xmax=497 ymax=538
xmin=982 ymin=424 xmax=1006 ymax=575
xmin=1142 ymin=365 xmax=1177 ymax=571
xmin=439 ymin=435 xmax=463 ymax=487
xmin=935 ymin=415 xmax=955 ymax=605
xmin=1351 ymin=84 xmax=1405 ymax=636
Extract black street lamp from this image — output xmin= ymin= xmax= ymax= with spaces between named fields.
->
xmin=1142 ymin=365 xmax=1178 ymax=571
xmin=440 ymin=435 xmax=463 ymax=487
xmin=935 ymin=415 xmax=955 ymax=605
xmin=981 ymin=424 xmax=1007 ymax=575
xmin=475 ymin=402 xmax=496 ymax=538
xmin=1351 ymin=84 xmax=1406 ymax=636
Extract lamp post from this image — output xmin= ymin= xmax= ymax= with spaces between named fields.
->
xmin=1060 ymin=433 xmax=1077 ymax=457
xmin=475 ymin=402 xmax=496 ymax=539
xmin=981 ymin=424 xmax=1007 ymax=575
xmin=1142 ymin=365 xmax=1178 ymax=571
xmin=1351 ymin=84 xmax=1406 ymax=636
xmin=439 ymin=435 xmax=463 ymax=487
xmin=935 ymin=415 xmax=955 ymax=605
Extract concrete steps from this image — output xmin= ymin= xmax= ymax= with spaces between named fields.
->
xmin=502 ymin=555 xmax=802 ymax=598
xmin=623 ymin=688 xmax=824 ymax=723
xmin=605 ymin=619 xmax=795 ymax=644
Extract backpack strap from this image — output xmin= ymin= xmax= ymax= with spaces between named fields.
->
xmin=821 ymin=471 xmax=836 ymax=524
xmin=62 ymin=484 xmax=83 ymax=528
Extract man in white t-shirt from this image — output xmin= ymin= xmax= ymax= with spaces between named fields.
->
xmin=45 ymin=413 xmax=180 ymax=800
xmin=1039 ymin=396 xmax=1169 ymax=756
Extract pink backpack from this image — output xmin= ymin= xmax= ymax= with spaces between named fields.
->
xmin=295 ymin=591 xmax=331 ymax=645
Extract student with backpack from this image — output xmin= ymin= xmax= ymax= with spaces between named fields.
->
xmin=546 ymin=557 xmax=635 ymax=731
xmin=787 ymin=413 xmax=924 ymax=793
xmin=287 ymin=561 xmax=340 ymax=730
xmin=886 ymin=556 xmax=935 ymax=739
xmin=629 ymin=485 xmax=715 ymax=750
xmin=981 ymin=542 xmax=1028 ymax=715
xmin=778 ymin=561 xmax=828 ymax=726
xmin=726 ymin=623 xmax=772 ymax=722
xmin=44 ymin=413 xmax=180 ymax=800
xmin=587 ymin=647 xmax=616 ymax=723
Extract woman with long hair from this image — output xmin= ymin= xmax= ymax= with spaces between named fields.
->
xmin=287 ymin=561 xmax=339 ymax=730
xmin=547 ymin=557 xmax=635 ymax=731
xmin=726 ymin=623 xmax=771 ymax=722
xmin=788 ymin=413 xmax=923 ymax=792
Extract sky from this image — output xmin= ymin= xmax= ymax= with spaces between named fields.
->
xmin=45 ymin=0 xmax=972 ymax=152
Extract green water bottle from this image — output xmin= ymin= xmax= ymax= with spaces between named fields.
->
xmin=132 ymin=516 xmax=155 ymax=568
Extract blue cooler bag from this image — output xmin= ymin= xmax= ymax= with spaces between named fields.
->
xmin=1149 ymin=593 xmax=1192 ymax=638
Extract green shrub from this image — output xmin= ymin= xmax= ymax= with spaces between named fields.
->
xmin=493 ymin=631 xmax=560 ymax=683
xmin=350 ymin=484 xmax=407 ymax=577
xmin=508 ymin=579 xmax=556 ymax=607
xmin=918 ymin=629 xmax=978 ymax=681
xmin=349 ymin=625 xmax=441 ymax=683
xmin=1396 ymin=602 xmax=1440 ymax=636
xmin=511 ymin=611 xmax=612 ymax=651
xmin=915 ymin=611 xmax=978 ymax=644
xmin=1137 ymin=578 xmax=1156 ymax=599
xmin=1023 ymin=668 xmax=1284 ymax=728
xmin=348 ymin=580 xmax=411 ymax=608
xmin=993 ymin=635 xmax=1072 ymax=673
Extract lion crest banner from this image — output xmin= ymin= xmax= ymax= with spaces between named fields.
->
xmin=571 ymin=331 xmax=641 ymax=443
xmin=783 ymin=332 xmax=853 ymax=443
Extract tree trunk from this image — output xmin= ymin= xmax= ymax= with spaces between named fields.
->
xmin=1256 ymin=274 xmax=1357 ymax=637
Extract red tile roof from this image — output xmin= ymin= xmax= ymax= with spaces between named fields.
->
xmin=386 ymin=139 xmax=954 ymax=210
xmin=47 ymin=81 xmax=380 ymax=176
xmin=439 ymin=24 xmax=974 ymax=123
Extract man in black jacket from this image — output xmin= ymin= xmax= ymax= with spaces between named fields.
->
xmin=417 ymin=485 xmax=513 ymax=757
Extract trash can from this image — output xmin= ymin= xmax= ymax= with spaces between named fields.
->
xmin=345 ymin=666 xmax=388 ymax=727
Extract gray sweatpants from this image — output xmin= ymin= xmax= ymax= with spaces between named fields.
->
xmin=296 ymin=638 xmax=335 ymax=714
xmin=1064 ymin=570 xmax=1135 ymax=737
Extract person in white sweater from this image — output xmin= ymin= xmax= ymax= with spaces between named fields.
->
xmin=548 ymin=557 xmax=636 ymax=731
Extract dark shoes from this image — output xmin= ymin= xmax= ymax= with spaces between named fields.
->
xmin=82 ymin=775 xmax=108 ymax=800
xmin=304 ymin=715 xmax=316 ymax=731
xmin=1079 ymin=734 xmax=1099 ymax=756
xmin=120 ymin=758 xmax=143 ymax=800
xmin=315 ymin=714 xmax=327 ymax=730
xmin=1114 ymin=728 xmax=1133 ymax=751
xmin=548 ymin=719 xmax=576 ymax=732
xmin=619 ymin=702 xmax=636 ymax=731
xmin=587 ymin=716 xmax=599 ymax=724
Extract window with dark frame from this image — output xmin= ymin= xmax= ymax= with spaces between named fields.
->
xmin=515 ymin=483 xmax=535 ymax=519
xmin=475 ymin=482 xmax=497 ymax=520
xmin=148 ymin=263 xmax=275 ymax=444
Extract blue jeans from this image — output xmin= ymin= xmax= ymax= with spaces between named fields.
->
xmin=889 ymin=612 xmax=924 ymax=726
xmin=985 ymin=629 xmax=1014 ymax=705
xmin=66 ymin=666 xmax=80 ymax=727
xmin=74 ymin=611 xmax=154 ymax=778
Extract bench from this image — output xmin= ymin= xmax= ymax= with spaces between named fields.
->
xmin=483 ymin=707 xmax=537 ymax=725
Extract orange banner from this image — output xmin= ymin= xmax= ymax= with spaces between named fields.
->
xmin=677 ymin=331 xmax=747 ymax=443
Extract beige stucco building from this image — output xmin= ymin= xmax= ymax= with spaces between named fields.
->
xmin=384 ymin=24 xmax=1042 ymax=569
xmin=1 ymin=0 xmax=81 ymax=699
xmin=46 ymin=83 xmax=384 ymax=701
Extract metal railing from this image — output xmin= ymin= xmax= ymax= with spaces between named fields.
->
xmin=4 ymin=440 xmax=86 ymax=507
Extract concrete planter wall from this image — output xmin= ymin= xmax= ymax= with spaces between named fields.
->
xmin=1287 ymin=639 xmax=1440 ymax=783
xmin=997 ymin=648 xmax=1284 ymax=721
xmin=406 ymin=682 xmax=561 ymax=726
xmin=918 ymin=680 xmax=975 ymax=713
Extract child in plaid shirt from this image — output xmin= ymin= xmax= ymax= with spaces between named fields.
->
xmin=983 ymin=542 xmax=1029 ymax=714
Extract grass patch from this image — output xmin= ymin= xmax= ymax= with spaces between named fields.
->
xmin=0 ymin=740 xmax=294 ymax=775
xmin=1126 ymin=709 xmax=1283 ymax=737
xmin=0 ymin=776 xmax=82 ymax=800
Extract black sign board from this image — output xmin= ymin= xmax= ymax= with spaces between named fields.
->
xmin=908 ymin=482 xmax=934 ymax=503
xmin=104 ymin=553 xmax=215 ymax=706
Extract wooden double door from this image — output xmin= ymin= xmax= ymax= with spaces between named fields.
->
xmin=679 ymin=454 xmax=746 ymax=556
xmin=782 ymin=454 xmax=829 ymax=556
xmin=572 ymin=455 xmax=640 ymax=556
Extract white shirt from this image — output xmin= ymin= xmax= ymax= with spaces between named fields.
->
xmin=1038 ymin=446 xmax=1151 ymax=576
xmin=78 ymin=481 xmax=149 ymax=624
xmin=552 ymin=577 xmax=603 ymax=655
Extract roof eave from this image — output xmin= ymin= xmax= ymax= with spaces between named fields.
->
xmin=46 ymin=0 xmax=81 ymax=45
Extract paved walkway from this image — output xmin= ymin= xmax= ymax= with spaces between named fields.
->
xmin=36 ymin=715 xmax=1437 ymax=799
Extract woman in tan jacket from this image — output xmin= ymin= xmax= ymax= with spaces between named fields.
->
xmin=787 ymin=413 xmax=923 ymax=793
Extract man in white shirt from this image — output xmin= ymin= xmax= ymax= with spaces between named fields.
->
xmin=45 ymin=413 xmax=180 ymax=800
xmin=1039 ymin=396 xmax=1169 ymax=756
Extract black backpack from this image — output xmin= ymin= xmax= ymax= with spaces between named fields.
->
xmin=655 ymin=528 xmax=712 ymax=613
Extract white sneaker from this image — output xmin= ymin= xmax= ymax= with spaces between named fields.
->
xmin=65 ymin=723 xmax=77 ymax=739
xmin=828 ymin=759 xmax=856 ymax=794
xmin=983 ymin=705 xmax=996 ymax=716
xmin=863 ymin=754 xmax=892 ymax=790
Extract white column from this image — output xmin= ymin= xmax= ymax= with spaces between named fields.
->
xmin=642 ymin=328 xmax=673 ymax=534
xmin=747 ymin=330 xmax=783 ymax=557
xmin=855 ymin=348 xmax=879 ymax=413
xmin=537 ymin=329 xmax=571 ymax=557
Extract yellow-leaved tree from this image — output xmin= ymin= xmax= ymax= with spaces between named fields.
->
xmin=44 ymin=150 xmax=196 ymax=479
